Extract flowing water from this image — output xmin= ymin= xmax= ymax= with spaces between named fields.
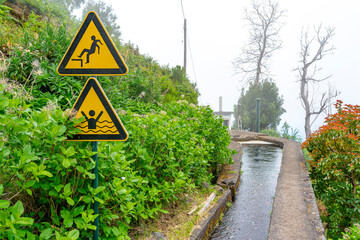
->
xmin=211 ymin=145 xmax=282 ymax=240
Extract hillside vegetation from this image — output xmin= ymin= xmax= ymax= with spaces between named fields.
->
xmin=0 ymin=1 xmax=233 ymax=239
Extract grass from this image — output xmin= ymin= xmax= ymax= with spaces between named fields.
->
xmin=130 ymin=186 xmax=221 ymax=240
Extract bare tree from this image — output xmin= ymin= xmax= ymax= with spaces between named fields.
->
xmin=296 ymin=25 xmax=339 ymax=138
xmin=234 ymin=0 xmax=285 ymax=86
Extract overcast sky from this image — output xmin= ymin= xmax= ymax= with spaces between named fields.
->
xmin=107 ymin=0 xmax=360 ymax=139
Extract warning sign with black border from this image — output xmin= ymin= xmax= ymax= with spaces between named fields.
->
xmin=57 ymin=11 xmax=128 ymax=76
xmin=68 ymin=77 xmax=128 ymax=141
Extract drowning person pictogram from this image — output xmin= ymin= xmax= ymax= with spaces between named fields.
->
xmin=78 ymin=109 xmax=117 ymax=134
xmin=81 ymin=110 xmax=103 ymax=129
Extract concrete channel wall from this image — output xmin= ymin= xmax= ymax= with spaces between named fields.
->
xmin=189 ymin=130 xmax=325 ymax=240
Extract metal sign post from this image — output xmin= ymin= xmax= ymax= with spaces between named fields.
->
xmin=92 ymin=141 xmax=99 ymax=240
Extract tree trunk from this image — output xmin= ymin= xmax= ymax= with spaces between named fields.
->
xmin=300 ymin=67 xmax=312 ymax=138
xmin=297 ymin=25 xmax=336 ymax=140
xmin=304 ymin=112 xmax=311 ymax=139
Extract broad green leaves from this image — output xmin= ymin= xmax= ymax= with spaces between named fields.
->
xmin=303 ymin=100 xmax=360 ymax=238
xmin=0 ymin=195 xmax=34 ymax=239
xmin=0 ymin=74 xmax=232 ymax=239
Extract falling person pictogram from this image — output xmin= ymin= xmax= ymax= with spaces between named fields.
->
xmin=77 ymin=35 xmax=103 ymax=64
xmin=81 ymin=110 xmax=103 ymax=129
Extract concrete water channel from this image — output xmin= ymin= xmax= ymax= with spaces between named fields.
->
xmin=211 ymin=144 xmax=282 ymax=240
xmin=189 ymin=131 xmax=325 ymax=240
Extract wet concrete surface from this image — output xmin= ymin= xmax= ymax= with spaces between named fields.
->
xmin=190 ymin=131 xmax=325 ymax=240
xmin=211 ymin=146 xmax=282 ymax=240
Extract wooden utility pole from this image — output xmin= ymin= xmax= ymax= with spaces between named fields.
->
xmin=184 ymin=18 xmax=187 ymax=73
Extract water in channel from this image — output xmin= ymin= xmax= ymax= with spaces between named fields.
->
xmin=211 ymin=145 xmax=282 ymax=240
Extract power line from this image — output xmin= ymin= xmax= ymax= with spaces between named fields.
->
xmin=179 ymin=0 xmax=198 ymax=86
xmin=187 ymin=32 xmax=198 ymax=85
xmin=180 ymin=0 xmax=186 ymax=19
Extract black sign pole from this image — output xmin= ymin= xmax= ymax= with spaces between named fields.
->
xmin=92 ymin=76 xmax=99 ymax=240
xmin=92 ymin=140 xmax=99 ymax=240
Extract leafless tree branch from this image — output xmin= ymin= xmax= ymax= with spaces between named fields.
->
xmin=233 ymin=0 xmax=286 ymax=86
xmin=296 ymin=24 xmax=338 ymax=138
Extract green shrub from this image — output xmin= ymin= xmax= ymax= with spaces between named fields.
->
xmin=0 ymin=185 xmax=34 ymax=239
xmin=5 ymin=19 xmax=84 ymax=109
xmin=261 ymin=122 xmax=302 ymax=142
xmin=280 ymin=122 xmax=302 ymax=142
xmin=302 ymin=100 xmax=360 ymax=238
xmin=341 ymin=223 xmax=360 ymax=239
xmin=1 ymin=7 xmax=230 ymax=238
xmin=261 ymin=128 xmax=280 ymax=137
xmin=0 ymin=81 xmax=233 ymax=239
xmin=121 ymin=101 xmax=233 ymax=187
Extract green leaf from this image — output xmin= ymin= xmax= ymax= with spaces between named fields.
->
xmin=24 ymin=162 xmax=38 ymax=174
xmin=117 ymin=189 xmax=126 ymax=195
xmin=55 ymin=231 xmax=61 ymax=239
xmin=73 ymin=206 xmax=85 ymax=217
xmin=94 ymin=186 xmax=106 ymax=195
xmin=82 ymin=196 xmax=92 ymax=203
xmin=66 ymin=197 xmax=75 ymax=206
xmin=54 ymin=184 xmax=64 ymax=193
xmin=111 ymin=227 xmax=121 ymax=236
xmin=86 ymin=172 xmax=95 ymax=179
xmin=140 ymin=213 xmax=149 ymax=219
xmin=76 ymin=166 xmax=85 ymax=173
xmin=64 ymin=217 xmax=73 ymax=228
xmin=143 ymin=165 xmax=155 ymax=171
xmin=0 ymin=184 xmax=3 ymax=195
xmin=159 ymin=209 xmax=169 ymax=214
xmin=15 ymin=217 xmax=34 ymax=225
xmin=12 ymin=201 xmax=24 ymax=218
xmin=64 ymin=146 xmax=76 ymax=157
xmin=62 ymin=158 xmax=70 ymax=168
xmin=109 ymin=214 xmax=119 ymax=220
xmin=67 ymin=229 xmax=79 ymax=240
xmin=40 ymin=228 xmax=53 ymax=239
xmin=0 ymin=199 xmax=10 ymax=209
xmin=26 ymin=189 xmax=32 ymax=196
xmin=87 ymin=224 xmax=97 ymax=230
xmin=26 ymin=232 xmax=36 ymax=240
xmin=63 ymin=183 xmax=71 ymax=196
xmin=60 ymin=210 xmax=73 ymax=227
xmin=38 ymin=170 xmax=53 ymax=178
xmin=74 ymin=217 xmax=85 ymax=229
xmin=94 ymin=196 xmax=104 ymax=204
xmin=25 ymin=180 xmax=36 ymax=188
xmin=52 ymin=125 xmax=66 ymax=136
xmin=60 ymin=209 xmax=71 ymax=218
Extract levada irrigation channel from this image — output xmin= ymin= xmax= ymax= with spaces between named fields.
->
xmin=211 ymin=145 xmax=282 ymax=240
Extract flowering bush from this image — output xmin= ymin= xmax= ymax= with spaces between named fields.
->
xmin=302 ymin=100 xmax=360 ymax=238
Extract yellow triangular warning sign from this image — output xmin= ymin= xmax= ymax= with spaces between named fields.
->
xmin=68 ymin=77 xmax=128 ymax=141
xmin=57 ymin=11 xmax=128 ymax=76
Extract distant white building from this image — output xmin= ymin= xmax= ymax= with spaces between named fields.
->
xmin=213 ymin=96 xmax=234 ymax=130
